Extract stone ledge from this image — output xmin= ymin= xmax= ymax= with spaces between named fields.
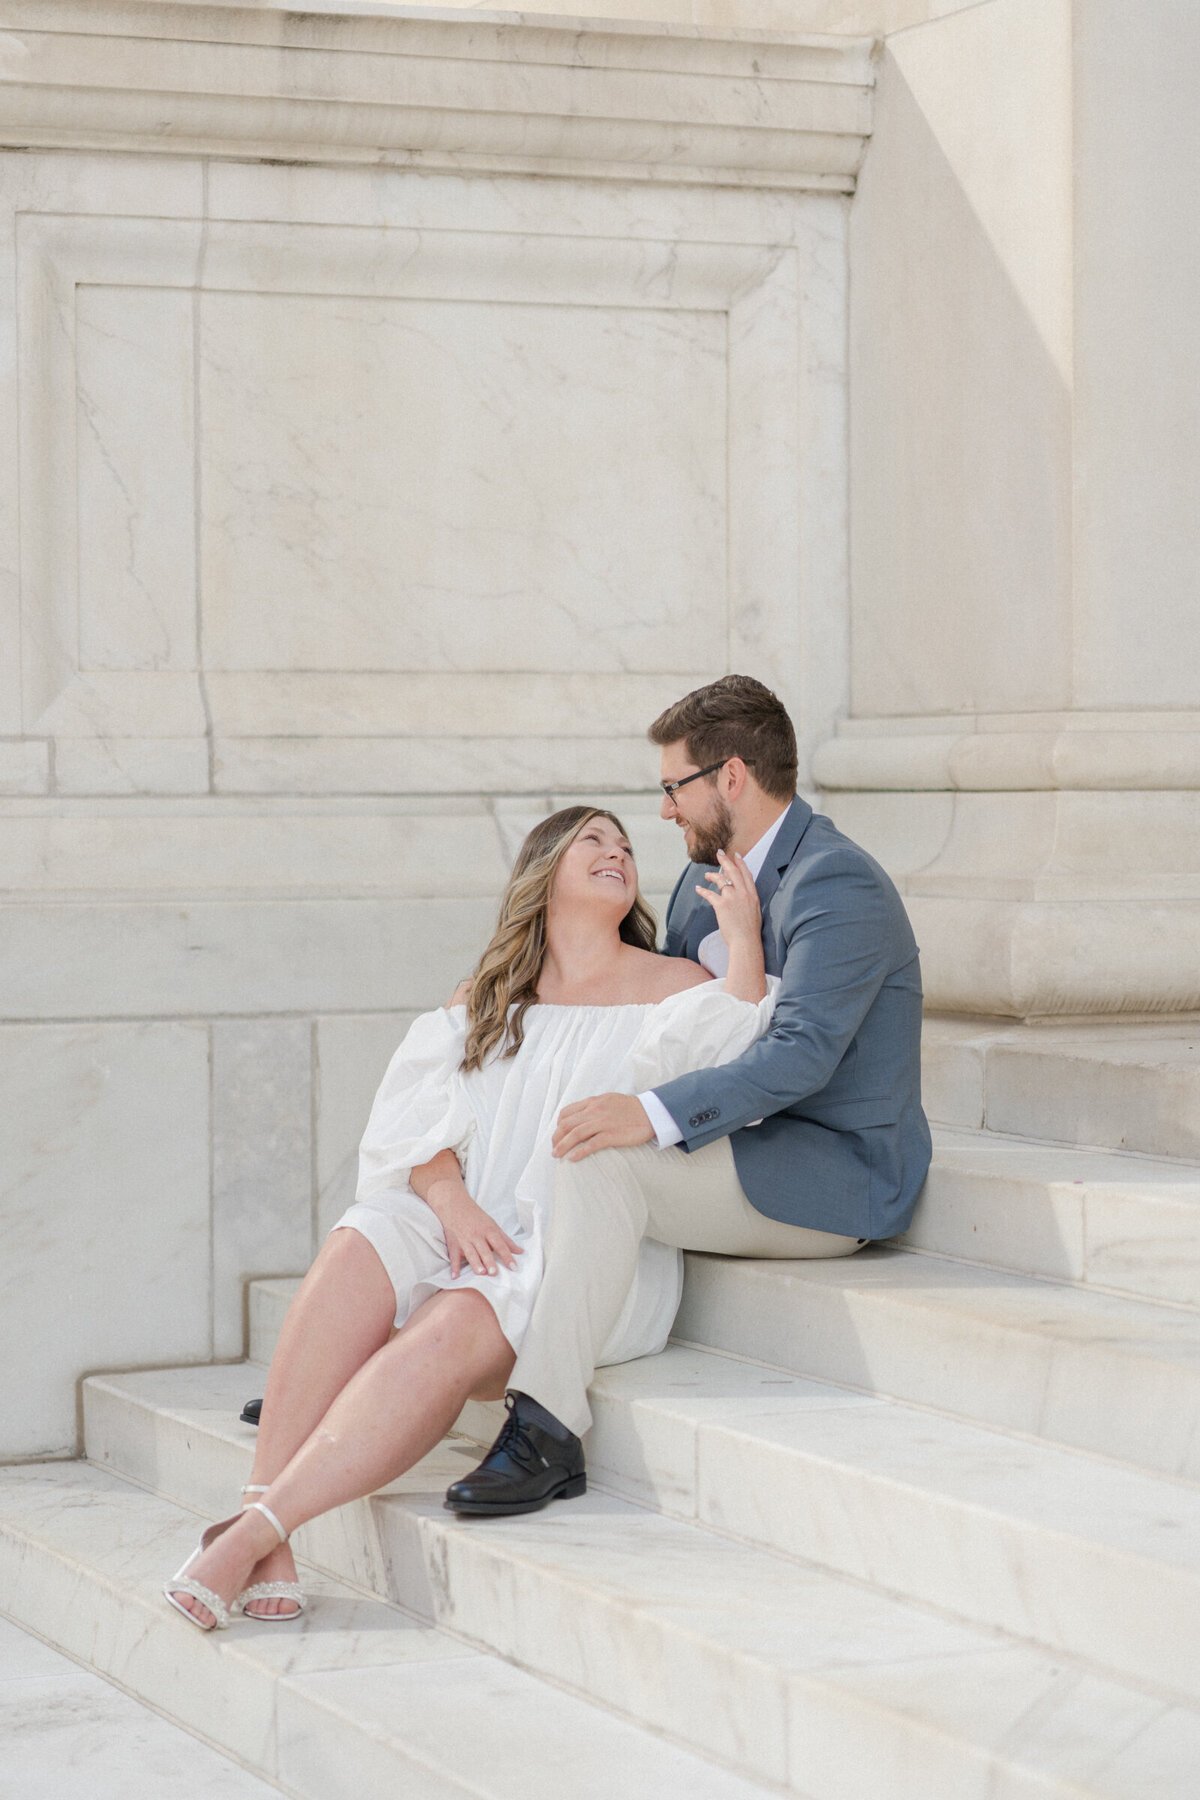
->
xmin=0 ymin=1 xmax=875 ymax=189
xmin=814 ymin=713 xmax=1200 ymax=790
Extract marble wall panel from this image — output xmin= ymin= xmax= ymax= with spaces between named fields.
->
xmin=0 ymin=898 xmax=496 ymax=1018
xmin=0 ymin=164 xmax=18 ymax=736
xmin=0 ymin=742 xmax=50 ymax=794
xmin=0 ymin=809 xmax=507 ymax=897
xmin=1073 ymin=0 xmax=1200 ymax=709
xmin=0 ymin=1021 xmax=210 ymax=1459
xmin=198 ymin=290 xmax=727 ymax=677
xmin=315 ymin=1013 xmax=421 ymax=1241
xmin=202 ymin=671 xmax=718 ymax=741
xmin=53 ymin=738 xmax=209 ymax=796
xmin=75 ymin=283 xmax=196 ymax=673
xmin=211 ymin=736 xmax=659 ymax=797
xmin=9 ymin=183 xmax=832 ymax=778
xmin=211 ymin=1021 xmax=313 ymax=1358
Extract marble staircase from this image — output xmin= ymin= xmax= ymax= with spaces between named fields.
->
xmin=3 ymin=1024 xmax=1200 ymax=1797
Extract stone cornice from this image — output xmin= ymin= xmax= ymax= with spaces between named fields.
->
xmin=0 ymin=0 xmax=875 ymax=188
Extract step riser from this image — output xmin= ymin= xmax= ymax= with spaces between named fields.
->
xmin=86 ymin=1371 xmax=1200 ymax=1712
xmin=674 ymin=1256 xmax=1200 ymax=1483
xmin=924 ymin=1029 xmax=1200 ymax=1162
xmin=901 ymin=1160 xmax=1200 ymax=1311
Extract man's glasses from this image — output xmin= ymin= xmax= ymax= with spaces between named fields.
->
xmin=660 ymin=759 xmax=752 ymax=801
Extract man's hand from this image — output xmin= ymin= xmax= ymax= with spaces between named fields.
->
xmin=552 ymin=1093 xmax=655 ymax=1162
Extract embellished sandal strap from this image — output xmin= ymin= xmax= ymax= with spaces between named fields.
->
xmin=165 ymin=1577 xmax=232 ymax=1629
xmin=245 ymin=1498 xmax=288 ymax=1545
xmin=239 ymin=1580 xmax=305 ymax=1615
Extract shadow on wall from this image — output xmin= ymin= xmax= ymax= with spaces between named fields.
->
xmin=848 ymin=27 xmax=1073 ymax=723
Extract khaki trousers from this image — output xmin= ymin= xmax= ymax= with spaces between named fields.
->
xmin=509 ymin=1136 xmax=865 ymax=1435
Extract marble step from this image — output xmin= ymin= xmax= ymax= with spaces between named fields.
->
xmin=0 ymin=1611 xmax=287 ymax=1800
xmin=673 ymin=1247 xmax=1200 ymax=1482
xmin=905 ymin=1125 xmax=1200 ymax=1308
xmin=250 ymin=1246 xmax=1200 ymax=1488
xmin=0 ymin=1461 xmax=774 ymax=1800
xmin=922 ymin=1017 xmax=1200 ymax=1161
xmin=88 ymin=1355 xmax=1200 ymax=1708
xmin=77 ymin=1366 xmax=1200 ymax=1800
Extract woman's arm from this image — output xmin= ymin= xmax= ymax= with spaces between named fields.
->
xmin=696 ymin=849 xmax=767 ymax=1001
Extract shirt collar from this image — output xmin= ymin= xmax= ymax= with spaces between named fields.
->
xmin=741 ymin=808 xmax=789 ymax=882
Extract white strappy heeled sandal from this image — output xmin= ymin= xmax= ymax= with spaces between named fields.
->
xmin=163 ymin=1512 xmax=243 ymax=1631
xmin=236 ymin=1486 xmax=306 ymax=1621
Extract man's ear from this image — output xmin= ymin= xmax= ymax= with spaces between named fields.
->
xmin=722 ymin=756 xmax=751 ymax=802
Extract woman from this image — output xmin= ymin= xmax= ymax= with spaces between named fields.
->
xmin=165 ymin=805 xmax=772 ymax=1630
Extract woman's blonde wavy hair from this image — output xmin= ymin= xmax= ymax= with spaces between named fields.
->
xmin=460 ymin=806 xmax=658 ymax=1072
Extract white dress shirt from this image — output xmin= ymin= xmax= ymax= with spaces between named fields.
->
xmin=638 ymin=809 xmax=789 ymax=1148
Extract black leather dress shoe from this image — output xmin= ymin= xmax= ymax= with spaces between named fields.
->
xmin=240 ymin=1397 xmax=262 ymax=1426
xmin=444 ymin=1392 xmax=585 ymax=1516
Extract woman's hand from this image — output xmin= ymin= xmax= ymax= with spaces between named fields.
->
xmin=422 ymin=1175 xmax=524 ymax=1280
xmin=697 ymin=848 xmax=761 ymax=945
xmin=696 ymin=849 xmax=766 ymax=1002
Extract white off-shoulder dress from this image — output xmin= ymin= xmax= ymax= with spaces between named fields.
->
xmin=334 ymin=978 xmax=778 ymax=1366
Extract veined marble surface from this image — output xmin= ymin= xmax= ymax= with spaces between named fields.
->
xmin=0 ymin=1613 xmax=284 ymax=1800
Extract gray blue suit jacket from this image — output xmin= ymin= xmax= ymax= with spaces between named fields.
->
xmin=653 ymin=797 xmax=931 ymax=1241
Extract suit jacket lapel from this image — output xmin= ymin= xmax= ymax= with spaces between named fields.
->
xmin=755 ymin=797 xmax=812 ymax=914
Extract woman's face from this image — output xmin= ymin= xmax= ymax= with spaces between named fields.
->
xmin=550 ymin=815 xmax=638 ymax=920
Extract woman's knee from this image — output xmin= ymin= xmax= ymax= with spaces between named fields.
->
xmin=409 ymin=1290 xmax=514 ymax=1373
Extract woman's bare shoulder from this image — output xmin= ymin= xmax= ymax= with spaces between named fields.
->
xmin=445 ymin=978 xmax=473 ymax=1009
xmin=625 ymin=947 xmax=712 ymax=1000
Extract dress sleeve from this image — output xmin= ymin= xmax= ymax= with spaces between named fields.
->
xmin=628 ymin=977 xmax=781 ymax=1090
xmin=355 ymin=1007 xmax=475 ymax=1203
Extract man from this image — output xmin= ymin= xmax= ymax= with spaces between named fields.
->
xmin=445 ymin=673 xmax=932 ymax=1514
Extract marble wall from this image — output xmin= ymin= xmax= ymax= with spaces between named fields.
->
xmin=823 ymin=0 xmax=1200 ymax=1017
xmin=0 ymin=5 xmax=859 ymax=1456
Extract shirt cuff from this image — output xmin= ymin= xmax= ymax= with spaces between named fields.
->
xmin=638 ymin=1090 xmax=684 ymax=1149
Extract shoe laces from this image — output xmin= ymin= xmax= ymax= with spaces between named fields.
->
xmin=493 ymin=1394 xmax=545 ymax=1471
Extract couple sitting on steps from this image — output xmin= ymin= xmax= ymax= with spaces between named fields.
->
xmin=165 ymin=674 xmax=931 ymax=1630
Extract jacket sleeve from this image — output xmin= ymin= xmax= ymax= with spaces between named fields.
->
xmin=649 ymin=851 xmax=895 ymax=1151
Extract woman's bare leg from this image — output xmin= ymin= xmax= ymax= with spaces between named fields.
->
xmin=171 ymin=1288 xmax=514 ymax=1626
xmin=233 ymin=1228 xmax=397 ymax=1614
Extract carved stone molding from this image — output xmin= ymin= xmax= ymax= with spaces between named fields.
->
xmin=0 ymin=0 xmax=875 ymax=190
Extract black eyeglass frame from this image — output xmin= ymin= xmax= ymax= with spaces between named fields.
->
xmin=659 ymin=758 xmax=753 ymax=801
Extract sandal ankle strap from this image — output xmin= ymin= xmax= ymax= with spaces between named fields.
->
xmin=240 ymin=1484 xmax=269 ymax=1497
xmin=245 ymin=1498 xmax=289 ymax=1545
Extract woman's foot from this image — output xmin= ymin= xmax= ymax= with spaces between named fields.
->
xmin=240 ymin=1539 xmax=303 ymax=1620
xmin=167 ymin=1508 xmax=279 ymax=1629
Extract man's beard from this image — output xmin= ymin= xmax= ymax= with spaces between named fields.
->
xmin=687 ymin=797 xmax=735 ymax=866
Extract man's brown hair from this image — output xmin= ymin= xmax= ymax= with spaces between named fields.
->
xmin=648 ymin=674 xmax=798 ymax=803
